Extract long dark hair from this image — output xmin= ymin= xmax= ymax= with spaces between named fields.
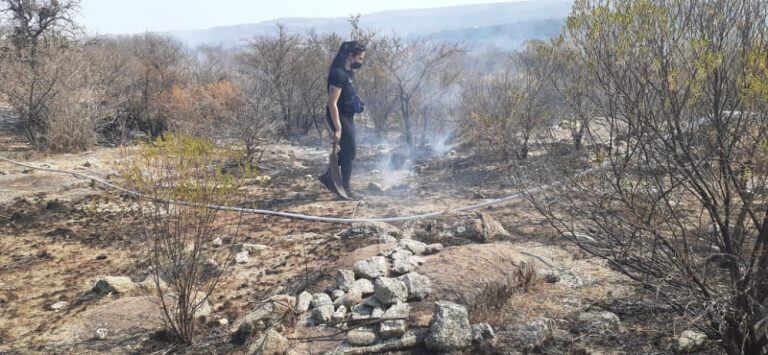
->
xmin=329 ymin=40 xmax=366 ymax=74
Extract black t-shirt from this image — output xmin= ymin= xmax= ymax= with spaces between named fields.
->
xmin=327 ymin=67 xmax=358 ymax=116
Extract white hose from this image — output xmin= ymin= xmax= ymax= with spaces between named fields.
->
xmin=0 ymin=156 xmax=572 ymax=224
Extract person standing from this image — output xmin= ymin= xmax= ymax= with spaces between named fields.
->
xmin=318 ymin=41 xmax=366 ymax=199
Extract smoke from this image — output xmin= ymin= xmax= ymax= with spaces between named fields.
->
xmin=368 ymin=131 xmax=455 ymax=190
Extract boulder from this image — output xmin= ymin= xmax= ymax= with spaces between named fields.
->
xmin=391 ymin=258 xmax=416 ymax=275
xmin=333 ymin=305 xmax=348 ymax=323
xmin=513 ymin=318 xmax=553 ymax=350
xmin=677 ymin=330 xmax=707 ymax=354
xmin=341 ymin=222 xmax=403 ymax=240
xmin=212 ymin=237 xmax=223 ymax=247
xmin=94 ymin=328 xmax=109 ymax=340
xmin=575 ymin=311 xmax=621 ymax=333
xmin=380 ymin=302 xmax=410 ymax=338
xmin=406 ymin=212 xmax=510 ymax=244
xmin=424 ymin=243 xmax=443 ymax=255
xmin=354 ymin=278 xmax=374 ymax=295
xmin=233 ymin=243 xmax=269 ymax=255
xmin=398 ymin=272 xmax=432 ymax=301
xmin=374 ymin=277 xmax=408 ymax=305
xmin=49 ymin=301 xmax=68 ymax=311
xmin=350 ymin=304 xmax=373 ymax=320
xmin=248 ymin=329 xmax=288 ymax=355
xmin=425 ymin=301 xmax=472 ymax=351
xmin=399 ymin=239 xmax=427 ymax=255
xmin=329 ymin=330 xmax=420 ymax=355
xmin=90 ymin=276 xmax=138 ymax=297
xmin=341 ymin=287 xmax=363 ymax=309
xmin=346 ymin=327 xmax=378 ymax=346
xmin=312 ymin=305 xmax=334 ymax=324
xmin=235 ymin=251 xmax=250 ymax=264
xmin=240 ymin=299 xmax=293 ymax=326
xmin=311 ymin=293 xmax=333 ymax=308
xmin=336 ymin=269 xmax=356 ymax=291
xmin=297 ymin=291 xmax=312 ymax=313
xmin=471 ymin=323 xmax=495 ymax=344
xmin=353 ymin=256 xmax=389 ymax=279
xmin=389 ymin=248 xmax=413 ymax=260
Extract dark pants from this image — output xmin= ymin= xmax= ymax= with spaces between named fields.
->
xmin=325 ymin=108 xmax=356 ymax=190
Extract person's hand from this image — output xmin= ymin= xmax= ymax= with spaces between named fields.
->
xmin=333 ymin=130 xmax=342 ymax=144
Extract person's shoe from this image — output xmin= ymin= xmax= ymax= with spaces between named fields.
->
xmin=344 ymin=188 xmax=364 ymax=200
xmin=317 ymin=170 xmax=339 ymax=194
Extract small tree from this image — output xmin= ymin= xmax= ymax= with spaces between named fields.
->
xmin=522 ymin=1 xmax=768 ymax=353
xmin=120 ymin=134 xmax=254 ymax=344
xmin=0 ymin=0 xmax=81 ymax=147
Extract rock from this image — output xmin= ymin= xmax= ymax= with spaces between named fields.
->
xmin=240 ymin=243 xmax=268 ymax=255
xmin=353 ymin=256 xmax=389 ymax=279
xmin=341 ymin=287 xmax=363 ymax=308
xmin=346 ymin=327 xmax=378 ymax=346
xmin=424 ymin=243 xmax=443 ymax=254
xmin=409 ymin=256 xmax=426 ymax=265
xmin=212 ymin=237 xmax=223 ymax=247
xmin=379 ymin=235 xmax=398 ymax=244
xmin=49 ymin=301 xmax=68 ymax=311
xmin=330 ymin=330 xmax=420 ymax=355
xmin=389 ymin=248 xmax=413 ymax=260
xmin=332 ymin=289 xmax=346 ymax=301
xmin=399 ymin=239 xmax=427 ymax=255
xmin=297 ymin=292 xmax=312 ymax=313
xmin=336 ymin=269 xmax=356 ymax=291
xmin=235 ymin=251 xmax=249 ymax=263
xmin=354 ymin=278 xmax=375 ymax=295
xmin=95 ymin=253 xmax=108 ymax=260
xmin=374 ymin=277 xmax=408 ymax=305
xmin=543 ymin=272 xmax=560 ymax=283
xmin=362 ymin=296 xmax=383 ymax=308
xmin=248 ymin=329 xmax=288 ymax=355
xmin=425 ymin=301 xmax=472 ymax=351
xmin=398 ymin=272 xmax=432 ymax=300
xmin=391 ymin=258 xmax=416 ymax=275
xmin=367 ymin=182 xmax=384 ymax=193
xmin=341 ymin=222 xmax=402 ymax=240
xmin=219 ymin=318 xmax=229 ymax=326
xmin=350 ymin=304 xmax=373 ymax=320
xmin=82 ymin=159 xmax=101 ymax=168
xmin=312 ymin=305 xmax=334 ymax=324
xmin=471 ymin=323 xmax=495 ymax=343
xmin=677 ymin=330 xmax=707 ymax=353
xmin=333 ymin=305 xmax=348 ymax=322
xmin=371 ymin=307 xmax=385 ymax=319
xmin=90 ymin=276 xmax=137 ymax=296
xmin=270 ymin=295 xmax=296 ymax=313
xmin=195 ymin=300 xmax=212 ymax=318
xmin=575 ymin=311 xmax=621 ymax=333
xmin=513 ymin=318 xmax=553 ymax=350
xmin=94 ymin=328 xmax=109 ymax=340
xmin=241 ymin=299 xmax=293 ymax=326
xmin=380 ymin=302 xmax=410 ymax=338
xmin=380 ymin=319 xmax=407 ymax=339
xmin=406 ymin=212 xmax=510 ymax=243
xmin=311 ymin=293 xmax=333 ymax=308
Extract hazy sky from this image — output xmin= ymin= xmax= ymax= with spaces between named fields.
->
xmin=79 ymin=0 xmax=521 ymax=34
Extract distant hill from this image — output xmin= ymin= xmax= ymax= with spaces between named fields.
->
xmin=167 ymin=1 xmax=573 ymax=50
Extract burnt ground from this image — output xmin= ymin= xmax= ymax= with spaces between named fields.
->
xmin=0 ymin=120 xmax=722 ymax=354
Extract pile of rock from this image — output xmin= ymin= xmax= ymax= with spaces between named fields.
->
xmin=295 ymin=238 xmax=493 ymax=352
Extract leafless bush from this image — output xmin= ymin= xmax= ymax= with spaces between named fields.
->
xmin=461 ymin=45 xmax=554 ymax=160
